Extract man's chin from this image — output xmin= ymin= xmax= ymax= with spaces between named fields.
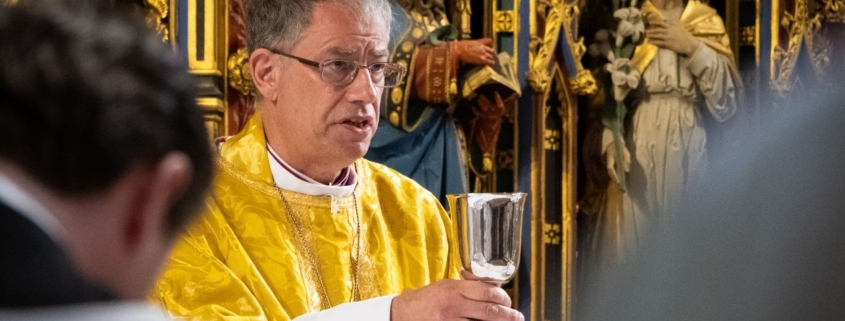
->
xmin=332 ymin=142 xmax=370 ymax=165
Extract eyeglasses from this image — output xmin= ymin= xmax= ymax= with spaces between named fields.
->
xmin=268 ymin=49 xmax=406 ymax=88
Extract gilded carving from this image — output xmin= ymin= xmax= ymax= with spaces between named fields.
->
xmin=227 ymin=47 xmax=255 ymax=96
xmin=495 ymin=10 xmax=516 ymax=32
xmin=771 ymin=0 xmax=826 ymax=97
xmin=144 ymin=0 xmax=169 ymax=41
xmin=401 ymin=41 xmax=414 ymax=52
xmin=527 ymin=38 xmax=552 ymax=91
xmin=497 ymin=150 xmax=515 ymax=170
xmin=823 ymin=0 xmax=845 ymax=23
xmin=561 ymin=3 xmax=597 ymax=95
xmin=389 ymin=111 xmax=400 ymax=126
xmin=740 ymin=26 xmax=756 ymax=46
xmin=391 ymin=87 xmax=404 ymax=105
xmin=527 ymin=0 xmax=596 ymax=95
xmin=453 ymin=0 xmax=472 ymax=39
xmin=570 ymin=69 xmax=597 ymax=96
xmin=544 ymin=129 xmax=561 ymax=151
xmin=543 ymin=223 xmax=561 ymax=245
xmin=528 ymin=0 xmax=562 ymax=93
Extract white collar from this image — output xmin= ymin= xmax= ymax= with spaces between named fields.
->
xmin=0 ymin=170 xmax=65 ymax=243
xmin=266 ymin=145 xmax=357 ymax=198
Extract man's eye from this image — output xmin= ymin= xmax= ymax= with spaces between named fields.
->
xmin=326 ymin=60 xmax=353 ymax=71
xmin=369 ymin=63 xmax=386 ymax=73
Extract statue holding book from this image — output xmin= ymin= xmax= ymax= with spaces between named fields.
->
xmin=365 ymin=0 xmax=520 ymax=205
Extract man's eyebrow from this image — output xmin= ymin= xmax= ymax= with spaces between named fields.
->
xmin=324 ymin=47 xmax=390 ymax=60
xmin=371 ymin=49 xmax=390 ymax=57
xmin=370 ymin=49 xmax=390 ymax=58
xmin=326 ymin=47 xmax=357 ymax=58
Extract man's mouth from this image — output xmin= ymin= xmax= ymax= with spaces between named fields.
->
xmin=342 ymin=119 xmax=369 ymax=128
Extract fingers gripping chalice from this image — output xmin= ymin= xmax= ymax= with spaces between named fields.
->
xmin=447 ymin=193 xmax=527 ymax=285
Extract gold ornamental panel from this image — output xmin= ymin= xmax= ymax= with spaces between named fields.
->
xmin=495 ymin=10 xmax=516 ymax=32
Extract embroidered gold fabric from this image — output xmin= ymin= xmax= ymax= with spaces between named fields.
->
xmin=153 ymin=113 xmax=461 ymax=320
xmin=412 ymin=43 xmax=455 ymax=105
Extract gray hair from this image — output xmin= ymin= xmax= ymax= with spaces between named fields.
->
xmin=246 ymin=0 xmax=393 ymax=54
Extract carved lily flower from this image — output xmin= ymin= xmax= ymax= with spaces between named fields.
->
xmin=605 ymin=51 xmax=641 ymax=101
xmin=588 ymin=29 xmax=612 ymax=58
xmin=613 ymin=6 xmax=645 ymax=47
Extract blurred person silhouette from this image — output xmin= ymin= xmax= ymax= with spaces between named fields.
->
xmin=579 ymin=91 xmax=845 ymax=321
xmin=0 ymin=0 xmax=212 ymax=319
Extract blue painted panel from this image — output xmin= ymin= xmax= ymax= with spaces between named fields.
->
xmin=516 ymin=0 xmax=533 ymax=319
xmin=499 ymin=0 xmax=515 ymax=11
xmin=498 ymin=33 xmax=515 ymax=56
xmin=177 ymin=0 xmax=188 ymax=55
xmin=558 ymin=28 xmax=576 ymax=77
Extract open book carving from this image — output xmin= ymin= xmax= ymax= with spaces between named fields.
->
xmin=459 ymin=52 xmax=521 ymax=101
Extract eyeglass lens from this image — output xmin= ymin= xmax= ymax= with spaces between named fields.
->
xmin=321 ymin=60 xmax=404 ymax=88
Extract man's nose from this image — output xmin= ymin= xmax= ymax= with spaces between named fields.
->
xmin=345 ymin=67 xmax=379 ymax=105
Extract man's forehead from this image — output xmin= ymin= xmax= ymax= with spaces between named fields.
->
xmin=306 ymin=4 xmax=389 ymax=43
xmin=325 ymin=46 xmax=390 ymax=58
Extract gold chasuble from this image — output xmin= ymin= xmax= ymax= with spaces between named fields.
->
xmin=154 ymin=113 xmax=461 ymax=320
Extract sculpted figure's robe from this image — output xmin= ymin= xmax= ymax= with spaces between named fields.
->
xmin=593 ymin=0 xmax=739 ymax=267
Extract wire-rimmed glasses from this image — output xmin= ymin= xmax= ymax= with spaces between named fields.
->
xmin=268 ymin=49 xmax=406 ymax=88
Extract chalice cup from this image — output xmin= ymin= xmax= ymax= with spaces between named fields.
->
xmin=447 ymin=193 xmax=527 ymax=285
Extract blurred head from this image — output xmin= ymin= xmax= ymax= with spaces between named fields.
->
xmin=246 ymin=0 xmax=393 ymax=182
xmin=0 ymin=0 xmax=212 ymax=299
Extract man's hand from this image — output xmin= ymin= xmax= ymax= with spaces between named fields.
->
xmin=391 ymin=279 xmax=524 ymax=321
xmin=453 ymin=38 xmax=496 ymax=66
xmin=645 ymin=20 xmax=700 ymax=55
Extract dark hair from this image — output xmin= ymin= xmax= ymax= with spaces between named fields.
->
xmin=0 ymin=0 xmax=213 ymax=234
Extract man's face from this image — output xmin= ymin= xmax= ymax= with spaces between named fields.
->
xmin=265 ymin=2 xmax=388 ymax=169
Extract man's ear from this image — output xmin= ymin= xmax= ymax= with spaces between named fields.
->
xmin=124 ymin=153 xmax=193 ymax=252
xmin=250 ymin=48 xmax=280 ymax=102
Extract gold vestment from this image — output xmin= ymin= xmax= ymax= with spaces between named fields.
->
xmin=154 ymin=113 xmax=461 ymax=320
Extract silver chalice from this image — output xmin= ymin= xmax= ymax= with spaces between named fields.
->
xmin=447 ymin=193 xmax=527 ymax=284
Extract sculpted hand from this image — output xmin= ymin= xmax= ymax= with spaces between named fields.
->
xmin=453 ymin=38 xmax=496 ymax=66
xmin=645 ymin=19 xmax=700 ymax=55
xmin=606 ymin=145 xmax=631 ymax=186
xmin=391 ymin=279 xmax=524 ymax=321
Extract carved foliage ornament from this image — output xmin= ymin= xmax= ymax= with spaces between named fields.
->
xmin=772 ymin=0 xmax=830 ymax=97
xmin=562 ymin=4 xmax=596 ymax=95
xmin=144 ymin=0 xmax=169 ymax=41
xmin=528 ymin=0 xmax=563 ymax=93
xmin=527 ymin=0 xmax=596 ymax=95
xmin=228 ymin=48 xmax=255 ymax=96
xmin=823 ymin=0 xmax=845 ymax=23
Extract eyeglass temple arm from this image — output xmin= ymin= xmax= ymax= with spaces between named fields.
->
xmin=267 ymin=49 xmax=321 ymax=68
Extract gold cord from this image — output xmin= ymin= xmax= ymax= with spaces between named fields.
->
xmin=277 ymin=188 xmax=362 ymax=309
